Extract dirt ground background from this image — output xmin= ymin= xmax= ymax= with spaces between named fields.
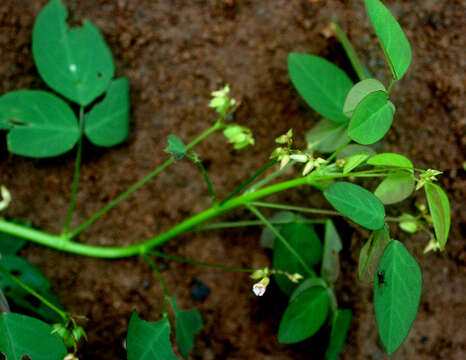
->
xmin=0 ymin=0 xmax=465 ymax=359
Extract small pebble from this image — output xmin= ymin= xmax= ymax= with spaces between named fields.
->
xmin=191 ymin=279 xmax=210 ymax=301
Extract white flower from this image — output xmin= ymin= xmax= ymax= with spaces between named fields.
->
xmin=252 ymin=277 xmax=270 ymax=296
xmin=252 ymin=283 xmax=266 ymax=296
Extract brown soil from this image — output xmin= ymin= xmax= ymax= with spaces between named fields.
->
xmin=1 ymin=0 xmax=465 ymax=359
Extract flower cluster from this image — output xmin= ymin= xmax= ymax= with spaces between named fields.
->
xmin=270 ymin=129 xmax=326 ymax=175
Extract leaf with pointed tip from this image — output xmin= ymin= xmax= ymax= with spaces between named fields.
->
xmin=84 ymin=78 xmax=130 ymax=147
xmin=278 ymin=286 xmax=329 ymax=343
xmin=0 ymin=90 xmax=79 ymax=158
xmin=324 ymin=182 xmax=386 ymax=230
xmin=0 ymin=312 xmax=67 ymax=360
xmin=127 ymin=312 xmax=178 ymax=360
xmin=349 ymin=91 xmax=395 ymax=145
xmin=424 ymin=183 xmax=450 ymax=250
xmin=365 ymin=0 xmax=412 ymax=80
xmin=288 ymin=53 xmax=353 ymax=123
xmin=343 ymin=79 xmax=386 ymax=117
xmin=170 ymin=298 xmax=203 ymax=359
xmin=306 ymin=119 xmax=349 ymax=153
xmin=374 ymin=240 xmax=422 ymax=354
xmin=32 ymin=0 xmax=114 ymax=105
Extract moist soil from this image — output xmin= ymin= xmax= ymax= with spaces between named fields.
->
xmin=0 ymin=0 xmax=465 ymax=359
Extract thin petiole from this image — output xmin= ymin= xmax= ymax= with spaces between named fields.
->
xmin=193 ymin=218 xmax=325 ymax=231
xmin=194 ymin=159 xmax=217 ymax=205
xmin=220 ymin=160 xmax=277 ymax=205
xmin=331 ymin=20 xmax=367 ymax=81
xmin=387 ymin=78 xmax=395 ymax=94
xmin=142 ymin=254 xmax=170 ymax=317
xmin=62 ymin=106 xmax=85 ymax=236
xmin=69 ymin=121 xmax=224 ymax=239
xmin=0 ymin=264 xmax=68 ymax=321
xmin=246 ymin=204 xmax=317 ymax=279
xmin=247 ymin=160 xmax=293 ymax=193
xmin=149 ymin=250 xmax=255 ymax=273
xmin=250 ymin=201 xmax=340 ymax=216
xmin=326 ymin=138 xmax=352 ymax=164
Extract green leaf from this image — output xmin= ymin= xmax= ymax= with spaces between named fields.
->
xmin=278 ymin=286 xmax=329 ymax=343
xmin=260 ymin=211 xmax=305 ymax=249
xmin=320 ymin=220 xmax=342 ymax=283
xmin=170 ymin=298 xmax=203 ymax=359
xmin=0 ymin=221 xmax=30 ymax=255
xmin=424 ymin=183 xmax=450 ymax=250
xmin=374 ymin=240 xmax=422 ymax=354
xmin=32 ymin=0 xmax=114 ymax=106
xmin=0 ymin=90 xmax=80 ymax=158
xmin=127 ymin=312 xmax=178 ymax=360
xmin=306 ymin=119 xmax=349 ymax=153
xmin=337 ymin=144 xmax=376 ymax=159
xmin=343 ymin=153 xmax=370 ymax=174
xmin=374 ymin=172 xmax=415 ymax=204
xmin=325 ymin=309 xmax=352 ymax=360
xmin=0 ymin=255 xmax=63 ymax=322
xmin=358 ymin=225 xmax=390 ymax=283
xmin=343 ymin=79 xmax=386 ymax=117
xmin=324 ymin=182 xmax=385 ymax=230
xmin=84 ymin=78 xmax=130 ymax=147
xmin=289 ymin=278 xmax=328 ymax=303
xmin=165 ymin=135 xmax=187 ymax=160
xmin=0 ymin=312 xmax=67 ymax=360
xmin=273 ymin=223 xmax=322 ymax=295
xmin=367 ymin=153 xmax=413 ymax=171
xmin=348 ymin=91 xmax=395 ymax=145
xmin=365 ymin=0 xmax=412 ymax=80
xmin=288 ymin=53 xmax=353 ymax=123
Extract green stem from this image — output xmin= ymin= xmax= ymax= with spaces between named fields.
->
xmin=193 ymin=218 xmax=325 ymax=231
xmin=62 ymin=106 xmax=85 ymax=235
xmin=149 ymin=250 xmax=255 ymax=273
xmin=0 ymin=168 xmax=389 ymax=259
xmin=326 ymin=138 xmax=351 ymax=164
xmin=0 ymin=177 xmax=309 ymax=258
xmin=0 ymin=264 xmax=68 ymax=321
xmin=331 ymin=20 xmax=367 ymax=81
xmin=194 ymin=159 xmax=217 ymax=205
xmin=142 ymin=254 xmax=169 ymax=317
xmin=247 ymin=160 xmax=294 ymax=193
xmin=69 ymin=121 xmax=223 ymax=238
xmin=387 ymin=78 xmax=395 ymax=94
xmin=220 ymin=160 xmax=277 ymax=205
xmin=246 ymin=204 xmax=317 ymax=279
xmin=250 ymin=201 xmax=339 ymax=216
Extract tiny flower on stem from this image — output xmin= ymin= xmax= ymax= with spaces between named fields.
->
xmin=252 ymin=277 xmax=270 ymax=296
xmin=416 ymin=169 xmax=443 ymax=190
xmin=223 ymin=125 xmax=255 ymax=150
xmin=209 ymin=85 xmax=237 ymax=117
